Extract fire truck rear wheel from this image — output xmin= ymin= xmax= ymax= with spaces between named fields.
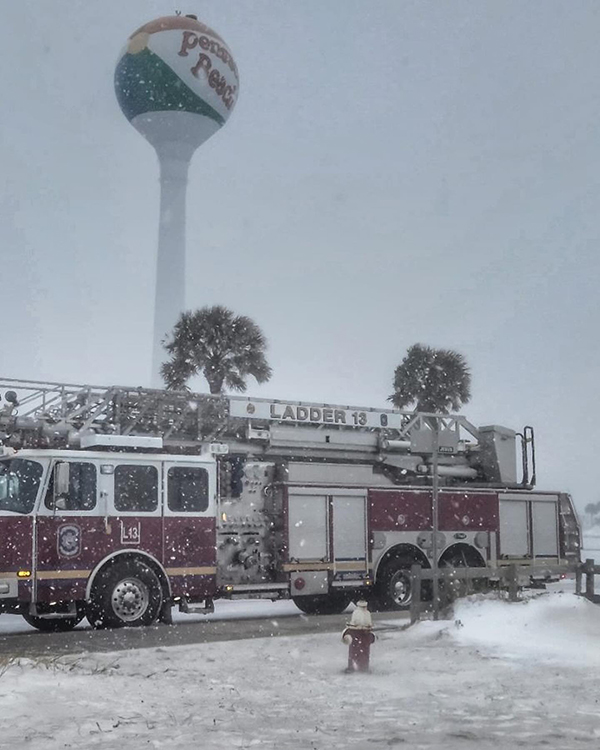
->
xmin=377 ymin=558 xmax=414 ymax=610
xmin=292 ymin=593 xmax=352 ymax=615
xmin=88 ymin=560 xmax=163 ymax=628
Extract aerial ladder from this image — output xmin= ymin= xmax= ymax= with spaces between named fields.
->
xmin=0 ymin=377 xmax=536 ymax=489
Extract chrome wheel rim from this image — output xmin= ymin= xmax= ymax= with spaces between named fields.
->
xmin=390 ymin=572 xmax=411 ymax=606
xmin=111 ymin=577 xmax=149 ymax=622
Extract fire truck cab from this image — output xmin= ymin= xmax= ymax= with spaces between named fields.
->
xmin=0 ymin=446 xmax=219 ymax=630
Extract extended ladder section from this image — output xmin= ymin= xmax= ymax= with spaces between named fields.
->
xmin=0 ymin=377 xmax=533 ymax=488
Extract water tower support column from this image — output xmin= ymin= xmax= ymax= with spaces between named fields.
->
xmin=152 ymin=149 xmax=191 ymax=386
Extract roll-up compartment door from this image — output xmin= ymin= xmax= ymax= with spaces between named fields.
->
xmin=532 ymin=499 xmax=558 ymax=557
xmin=499 ymin=499 xmax=529 ymax=557
xmin=332 ymin=495 xmax=366 ymax=561
xmin=288 ymin=492 xmax=328 ymax=561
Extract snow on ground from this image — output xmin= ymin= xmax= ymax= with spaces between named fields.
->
xmin=451 ymin=590 xmax=600 ymax=666
xmin=1 ymin=592 xmax=600 ymax=749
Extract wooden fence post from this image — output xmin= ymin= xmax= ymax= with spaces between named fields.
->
xmin=585 ymin=559 xmax=595 ymax=601
xmin=507 ymin=564 xmax=519 ymax=602
xmin=410 ymin=564 xmax=422 ymax=625
xmin=575 ymin=564 xmax=582 ymax=596
xmin=439 ymin=566 xmax=455 ymax=610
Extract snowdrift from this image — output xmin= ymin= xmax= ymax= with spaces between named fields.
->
xmin=413 ymin=591 xmax=600 ymax=666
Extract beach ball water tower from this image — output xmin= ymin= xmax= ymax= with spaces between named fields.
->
xmin=115 ymin=15 xmax=238 ymax=385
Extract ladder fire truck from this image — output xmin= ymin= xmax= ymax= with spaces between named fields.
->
xmin=0 ymin=378 xmax=581 ymax=631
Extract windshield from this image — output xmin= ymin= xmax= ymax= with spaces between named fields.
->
xmin=0 ymin=459 xmax=43 ymax=514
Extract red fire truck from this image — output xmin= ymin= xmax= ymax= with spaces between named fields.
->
xmin=0 ymin=378 xmax=581 ymax=631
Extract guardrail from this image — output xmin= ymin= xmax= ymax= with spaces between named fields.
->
xmin=408 ymin=561 xmax=585 ymax=625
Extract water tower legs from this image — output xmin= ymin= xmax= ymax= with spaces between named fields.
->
xmin=152 ymin=153 xmax=190 ymax=387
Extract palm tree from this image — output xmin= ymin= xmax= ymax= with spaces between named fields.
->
xmin=161 ymin=306 xmax=272 ymax=394
xmin=389 ymin=343 xmax=471 ymax=413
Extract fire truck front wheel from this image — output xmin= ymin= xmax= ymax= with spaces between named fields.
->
xmin=22 ymin=610 xmax=84 ymax=633
xmin=377 ymin=558 xmax=414 ymax=610
xmin=87 ymin=559 xmax=163 ymax=628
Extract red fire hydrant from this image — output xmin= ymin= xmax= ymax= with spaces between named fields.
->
xmin=342 ymin=600 xmax=375 ymax=673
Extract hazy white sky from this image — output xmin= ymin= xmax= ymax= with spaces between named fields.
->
xmin=1 ymin=1 xmax=599 ymax=508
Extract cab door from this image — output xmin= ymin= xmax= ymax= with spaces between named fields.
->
xmin=35 ymin=460 xmax=105 ymax=604
xmin=162 ymin=461 xmax=217 ymax=599
xmin=108 ymin=459 xmax=163 ymax=562
xmin=0 ymin=457 xmax=45 ymax=604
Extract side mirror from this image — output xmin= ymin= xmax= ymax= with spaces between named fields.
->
xmin=54 ymin=497 xmax=68 ymax=511
xmin=54 ymin=462 xmax=70 ymax=509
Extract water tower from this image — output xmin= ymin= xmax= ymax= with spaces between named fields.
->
xmin=115 ymin=14 xmax=238 ymax=385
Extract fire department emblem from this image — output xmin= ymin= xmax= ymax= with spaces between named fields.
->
xmin=58 ymin=524 xmax=81 ymax=558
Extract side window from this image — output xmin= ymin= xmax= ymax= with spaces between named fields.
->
xmin=168 ymin=467 xmax=209 ymax=513
xmin=45 ymin=462 xmax=97 ymax=511
xmin=114 ymin=465 xmax=158 ymax=513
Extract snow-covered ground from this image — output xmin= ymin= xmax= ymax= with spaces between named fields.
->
xmin=1 ymin=591 xmax=600 ymax=749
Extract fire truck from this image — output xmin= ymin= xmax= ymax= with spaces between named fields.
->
xmin=0 ymin=378 xmax=581 ymax=631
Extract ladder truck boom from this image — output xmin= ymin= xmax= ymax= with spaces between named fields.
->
xmin=0 ymin=377 xmax=533 ymax=488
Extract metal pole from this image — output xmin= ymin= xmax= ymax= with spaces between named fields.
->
xmin=431 ymin=421 xmax=440 ymax=621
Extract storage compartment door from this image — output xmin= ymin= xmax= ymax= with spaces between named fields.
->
xmin=499 ymin=499 xmax=529 ymax=557
xmin=332 ymin=495 xmax=366 ymax=562
xmin=288 ymin=493 xmax=328 ymax=561
xmin=532 ymin=499 xmax=559 ymax=557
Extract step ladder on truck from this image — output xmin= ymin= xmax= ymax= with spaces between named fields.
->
xmin=0 ymin=377 xmax=581 ymax=631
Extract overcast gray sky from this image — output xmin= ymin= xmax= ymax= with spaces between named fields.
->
xmin=1 ymin=1 xmax=599 ymax=509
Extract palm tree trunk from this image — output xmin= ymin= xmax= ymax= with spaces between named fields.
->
xmin=208 ymin=378 xmax=224 ymax=394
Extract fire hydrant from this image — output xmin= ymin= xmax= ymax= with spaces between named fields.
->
xmin=342 ymin=600 xmax=375 ymax=673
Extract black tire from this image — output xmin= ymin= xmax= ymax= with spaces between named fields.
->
xmin=87 ymin=559 xmax=163 ymax=629
xmin=376 ymin=558 xmax=415 ymax=611
xmin=439 ymin=549 xmax=486 ymax=602
xmin=23 ymin=611 xmax=83 ymax=633
xmin=293 ymin=593 xmax=352 ymax=615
